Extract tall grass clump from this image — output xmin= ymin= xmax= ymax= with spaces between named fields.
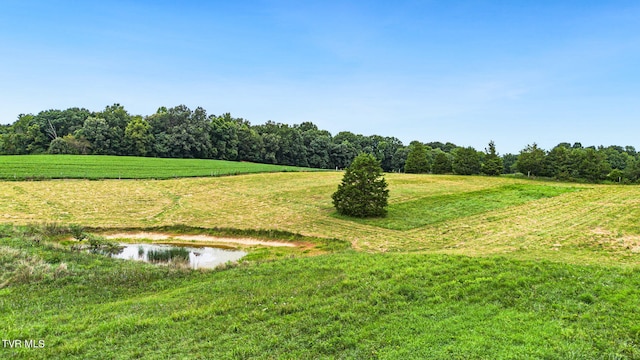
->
xmin=0 ymin=246 xmax=67 ymax=288
xmin=147 ymin=247 xmax=190 ymax=263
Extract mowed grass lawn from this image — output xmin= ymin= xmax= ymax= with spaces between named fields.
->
xmin=0 ymin=155 xmax=318 ymax=180
xmin=1 ymin=171 xmax=640 ymax=265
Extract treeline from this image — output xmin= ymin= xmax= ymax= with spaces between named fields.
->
xmin=0 ymin=104 xmax=407 ymax=171
xmin=0 ymin=104 xmax=638 ymax=183
xmin=510 ymin=143 xmax=640 ymax=183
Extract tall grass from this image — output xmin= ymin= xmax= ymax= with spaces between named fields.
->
xmin=0 ymin=246 xmax=68 ymax=288
xmin=147 ymin=247 xmax=190 ymax=263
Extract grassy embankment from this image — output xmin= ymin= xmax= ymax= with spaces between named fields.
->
xmin=2 ymin=156 xmax=640 ymax=358
xmin=0 ymin=155 xmax=319 ymax=180
xmin=1 ymin=227 xmax=640 ymax=359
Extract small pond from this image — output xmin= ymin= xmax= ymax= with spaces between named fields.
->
xmin=109 ymin=243 xmax=247 ymax=269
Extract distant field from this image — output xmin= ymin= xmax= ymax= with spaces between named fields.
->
xmin=0 ymin=155 xmax=318 ymax=180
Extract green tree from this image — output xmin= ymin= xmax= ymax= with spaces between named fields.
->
xmin=47 ymin=134 xmax=89 ymax=154
xmin=391 ymin=147 xmax=409 ymax=172
xmin=546 ymin=145 xmax=572 ymax=180
xmin=452 ymin=146 xmax=481 ymax=175
xmin=147 ymin=105 xmax=212 ymax=158
xmin=624 ymin=157 xmax=640 ymax=182
xmin=330 ymin=141 xmax=358 ymax=169
xmin=404 ymin=141 xmax=430 ymax=173
xmin=332 ymin=153 xmax=389 ymax=217
xmin=374 ymin=136 xmax=403 ymax=172
xmin=235 ymin=119 xmax=262 ymax=162
xmin=481 ymin=141 xmax=503 ymax=176
xmin=48 ymin=137 xmax=75 ymax=154
xmin=124 ymin=116 xmax=153 ymax=156
xmin=576 ymin=148 xmax=611 ymax=182
xmin=76 ymin=117 xmax=112 ymax=154
xmin=501 ymin=153 xmax=518 ymax=174
xmin=209 ymin=113 xmax=240 ymax=161
xmin=95 ymin=104 xmax=132 ymax=155
xmin=516 ymin=143 xmax=546 ymax=177
xmin=431 ymin=150 xmax=452 ymax=174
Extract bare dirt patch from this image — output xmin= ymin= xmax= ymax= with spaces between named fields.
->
xmin=591 ymin=227 xmax=614 ymax=235
xmin=103 ymin=232 xmax=297 ymax=247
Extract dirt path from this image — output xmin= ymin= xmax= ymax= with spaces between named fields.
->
xmin=103 ymin=232 xmax=297 ymax=247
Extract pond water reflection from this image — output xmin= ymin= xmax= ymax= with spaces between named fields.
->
xmin=111 ymin=243 xmax=246 ymax=269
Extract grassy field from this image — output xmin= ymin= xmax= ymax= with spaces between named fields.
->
xmin=1 ymin=171 xmax=639 ymax=265
xmin=3 ymin=163 xmax=640 ymax=358
xmin=1 ymin=230 xmax=640 ymax=359
xmin=0 ymin=155 xmax=318 ymax=180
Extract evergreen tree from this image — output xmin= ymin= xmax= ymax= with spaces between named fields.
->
xmin=332 ymin=153 xmax=389 ymax=217
xmin=431 ymin=151 xmax=452 ymax=174
xmin=404 ymin=141 xmax=430 ymax=173
xmin=546 ymin=145 xmax=572 ymax=180
xmin=452 ymin=146 xmax=481 ymax=175
xmin=481 ymin=141 xmax=503 ymax=176
xmin=577 ymin=148 xmax=611 ymax=182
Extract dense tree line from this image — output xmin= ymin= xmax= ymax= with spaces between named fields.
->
xmin=1 ymin=104 xmax=639 ymax=183
xmin=513 ymin=142 xmax=640 ymax=183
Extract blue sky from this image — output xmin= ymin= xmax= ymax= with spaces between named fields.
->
xmin=1 ymin=0 xmax=640 ymax=153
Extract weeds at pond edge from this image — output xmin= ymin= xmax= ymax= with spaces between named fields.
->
xmin=147 ymin=247 xmax=190 ymax=263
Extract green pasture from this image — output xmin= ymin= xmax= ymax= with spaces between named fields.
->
xmin=343 ymin=183 xmax=582 ymax=230
xmin=0 ymin=155 xmax=318 ymax=180
xmin=1 ymin=229 xmax=639 ymax=359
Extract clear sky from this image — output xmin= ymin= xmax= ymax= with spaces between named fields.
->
xmin=2 ymin=0 xmax=640 ymax=153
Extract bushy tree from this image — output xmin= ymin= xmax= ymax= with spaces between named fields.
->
xmin=76 ymin=117 xmax=112 ymax=154
xmin=404 ymin=141 xmax=430 ymax=173
xmin=391 ymin=147 xmax=409 ymax=172
xmin=452 ymin=146 xmax=481 ymax=175
xmin=576 ymin=148 xmax=610 ymax=182
xmin=124 ymin=116 xmax=153 ymax=156
xmin=546 ymin=145 xmax=573 ymax=180
xmin=431 ymin=151 xmax=452 ymax=174
xmin=209 ymin=113 xmax=240 ymax=160
xmin=330 ymin=141 xmax=358 ymax=169
xmin=48 ymin=134 xmax=90 ymax=155
xmin=332 ymin=153 xmax=389 ymax=217
xmin=516 ymin=143 xmax=546 ymax=177
xmin=501 ymin=153 xmax=518 ymax=174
